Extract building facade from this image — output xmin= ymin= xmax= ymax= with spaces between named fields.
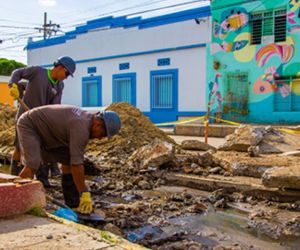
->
xmin=0 ymin=76 xmax=14 ymax=106
xmin=26 ymin=6 xmax=211 ymax=123
xmin=208 ymin=0 xmax=300 ymax=124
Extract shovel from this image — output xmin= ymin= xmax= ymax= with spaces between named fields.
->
xmin=46 ymin=194 xmax=106 ymax=224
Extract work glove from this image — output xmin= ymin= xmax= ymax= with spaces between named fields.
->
xmin=78 ymin=192 xmax=93 ymax=214
xmin=10 ymin=83 xmax=19 ymax=99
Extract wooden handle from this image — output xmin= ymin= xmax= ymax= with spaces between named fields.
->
xmin=17 ymin=97 xmax=30 ymax=111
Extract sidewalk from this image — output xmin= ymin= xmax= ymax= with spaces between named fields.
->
xmin=0 ymin=214 xmax=146 ymax=250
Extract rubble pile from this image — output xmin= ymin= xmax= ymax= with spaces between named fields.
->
xmin=218 ymin=125 xmax=300 ymax=154
xmin=85 ymin=103 xmax=177 ymax=191
xmin=0 ymin=104 xmax=16 ymax=157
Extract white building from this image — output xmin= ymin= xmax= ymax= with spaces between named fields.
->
xmin=27 ymin=6 xmax=211 ymax=123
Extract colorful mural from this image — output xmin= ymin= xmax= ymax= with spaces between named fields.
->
xmin=208 ymin=0 xmax=300 ymax=123
xmin=208 ymin=73 xmax=223 ymax=112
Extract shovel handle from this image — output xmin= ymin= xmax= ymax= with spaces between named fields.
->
xmin=17 ymin=97 xmax=30 ymax=111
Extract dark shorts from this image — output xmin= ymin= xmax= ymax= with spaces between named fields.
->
xmin=17 ymin=114 xmax=71 ymax=171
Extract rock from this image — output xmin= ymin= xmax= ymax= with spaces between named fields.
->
xmin=129 ymin=139 xmax=175 ymax=169
xmin=209 ymin=167 xmax=222 ymax=174
xmin=46 ymin=235 xmax=53 ymax=240
xmin=262 ymin=166 xmax=300 ymax=189
xmin=103 ymin=223 xmax=123 ymax=236
xmin=231 ymin=163 xmax=272 ymax=178
xmin=247 ymin=146 xmax=260 ymax=157
xmin=181 ymin=140 xmax=216 ymax=151
xmin=138 ymin=180 xmax=151 ymax=190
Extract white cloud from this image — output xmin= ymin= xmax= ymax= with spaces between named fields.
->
xmin=39 ymin=0 xmax=57 ymax=7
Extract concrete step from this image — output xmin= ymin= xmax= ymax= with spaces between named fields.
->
xmin=164 ymin=173 xmax=300 ymax=202
xmin=175 ymin=124 xmax=237 ymax=137
xmin=0 ymin=173 xmax=46 ymax=218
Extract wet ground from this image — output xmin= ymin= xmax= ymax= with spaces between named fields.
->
xmin=1 ymin=163 xmax=300 ymax=250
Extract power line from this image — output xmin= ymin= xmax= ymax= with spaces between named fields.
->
xmin=60 ymin=0 xmax=187 ymax=28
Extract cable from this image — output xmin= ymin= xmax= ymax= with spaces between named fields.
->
xmin=61 ymin=0 xmax=201 ymax=28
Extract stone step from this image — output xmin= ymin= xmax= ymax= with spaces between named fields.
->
xmin=0 ymin=173 xmax=46 ymax=218
xmin=164 ymin=173 xmax=300 ymax=202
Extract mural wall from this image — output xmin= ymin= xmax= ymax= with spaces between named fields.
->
xmin=208 ymin=0 xmax=300 ymax=123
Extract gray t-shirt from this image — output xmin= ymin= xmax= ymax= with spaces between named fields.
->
xmin=9 ymin=66 xmax=64 ymax=119
xmin=26 ymin=104 xmax=93 ymax=165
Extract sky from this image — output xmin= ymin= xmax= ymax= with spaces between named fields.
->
xmin=0 ymin=0 xmax=210 ymax=64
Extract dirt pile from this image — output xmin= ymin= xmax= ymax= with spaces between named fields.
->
xmin=0 ymin=104 xmax=16 ymax=157
xmin=85 ymin=103 xmax=177 ymax=191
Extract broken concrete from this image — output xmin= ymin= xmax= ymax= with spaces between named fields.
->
xmin=181 ymin=139 xmax=216 ymax=151
xmin=129 ymin=139 xmax=175 ymax=169
xmin=262 ymin=166 xmax=300 ymax=190
xmin=164 ymin=173 xmax=300 ymax=202
xmin=218 ymin=125 xmax=300 ymax=154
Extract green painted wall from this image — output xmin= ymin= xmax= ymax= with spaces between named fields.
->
xmin=207 ymin=0 xmax=300 ymax=124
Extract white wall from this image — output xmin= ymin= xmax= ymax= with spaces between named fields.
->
xmin=27 ymin=16 xmax=211 ymax=113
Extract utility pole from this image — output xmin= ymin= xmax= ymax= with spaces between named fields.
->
xmin=41 ymin=12 xmax=60 ymax=40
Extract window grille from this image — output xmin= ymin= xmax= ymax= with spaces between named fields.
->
xmin=152 ymin=74 xmax=173 ymax=109
xmin=114 ymin=77 xmax=132 ymax=103
xmin=250 ymin=9 xmax=286 ymax=45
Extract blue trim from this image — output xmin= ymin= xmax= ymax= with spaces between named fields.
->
xmin=112 ymin=73 xmax=136 ymax=106
xmin=119 ymin=62 xmax=130 ymax=70
xmin=26 ymin=6 xmax=210 ymax=50
xmin=39 ymin=43 xmax=206 ymax=67
xmin=87 ymin=66 xmax=97 ymax=74
xmin=144 ymin=111 xmax=206 ymax=124
xmin=150 ymin=68 xmax=178 ymax=112
xmin=82 ymin=75 xmax=102 ymax=107
xmin=157 ymin=58 xmax=170 ymax=66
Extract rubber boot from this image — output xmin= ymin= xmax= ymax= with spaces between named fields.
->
xmin=36 ymin=164 xmax=51 ymax=188
xmin=61 ymin=174 xmax=80 ymax=208
xmin=50 ymin=163 xmax=61 ymax=178
xmin=10 ymin=160 xmax=23 ymax=176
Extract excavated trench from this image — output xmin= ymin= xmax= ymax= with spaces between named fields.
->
xmin=1 ymin=103 xmax=300 ymax=249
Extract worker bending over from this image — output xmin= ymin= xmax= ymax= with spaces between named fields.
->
xmin=17 ymin=104 xmax=121 ymax=214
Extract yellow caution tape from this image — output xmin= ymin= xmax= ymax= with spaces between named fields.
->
xmin=155 ymin=116 xmax=205 ymax=126
xmin=210 ymin=116 xmax=241 ymax=126
xmin=278 ymin=128 xmax=300 ymax=135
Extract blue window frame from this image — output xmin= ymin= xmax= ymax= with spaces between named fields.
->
xmin=112 ymin=73 xmax=136 ymax=106
xmin=82 ymin=76 xmax=102 ymax=107
xmin=150 ymin=69 xmax=178 ymax=111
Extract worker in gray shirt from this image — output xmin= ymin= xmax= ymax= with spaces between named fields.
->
xmin=17 ymin=104 xmax=121 ymax=214
xmin=9 ymin=56 xmax=76 ymax=186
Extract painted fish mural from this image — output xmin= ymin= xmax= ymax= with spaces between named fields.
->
xmin=211 ymin=40 xmax=248 ymax=54
xmin=213 ymin=11 xmax=248 ymax=39
xmin=253 ymin=67 xmax=290 ymax=97
xmin=289 ymin=0 xmax=300 ymax=13
xmin=256 ymin=44 xmax=294 ymax=67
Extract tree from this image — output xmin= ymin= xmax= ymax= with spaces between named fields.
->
xmin=0 ymin=58 xmax=26 ymax=76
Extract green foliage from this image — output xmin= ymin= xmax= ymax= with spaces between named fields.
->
xmin=0 ymin=58 xmax=26 ymax=76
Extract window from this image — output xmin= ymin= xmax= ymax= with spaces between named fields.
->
xmin=112 ymin=73 xmax=136 ymax=106
xmin=82 ymin=76 xmax=102 ymax=107
xmin=250 ymin=9 xmax=286 ymax=45
xmin=150 ymin=69 xmax=178 ymax=110
xmin=274 ymin=77 xmax=300 ymax=112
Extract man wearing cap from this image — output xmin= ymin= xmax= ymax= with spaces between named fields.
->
xmin=8 ymin=56 xmax=76 ymax=186
xmin=17 ymin=104 xmax=121 ymax=214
